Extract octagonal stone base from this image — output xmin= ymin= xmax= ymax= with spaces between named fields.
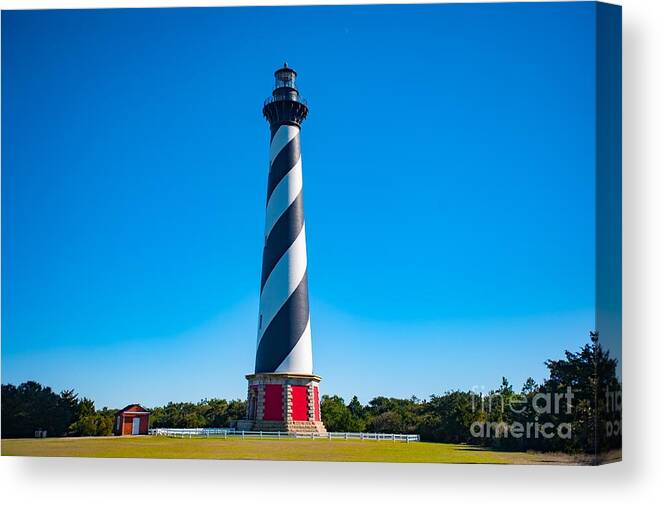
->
xmin=240 ymin=372 xmax=326 ymax=434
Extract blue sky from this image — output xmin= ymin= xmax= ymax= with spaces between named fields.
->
xmin=2 ymin=3 xmax=598 ymax=408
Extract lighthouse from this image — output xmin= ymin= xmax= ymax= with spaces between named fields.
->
xmin=240 ymin=64 xmax=326 ymax=433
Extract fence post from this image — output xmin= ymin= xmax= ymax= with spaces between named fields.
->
xmin=242 ymin=430 xmax=245 ymax=440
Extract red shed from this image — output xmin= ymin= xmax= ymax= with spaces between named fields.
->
xmin=113 ymin=404 xmax=150 ymax=436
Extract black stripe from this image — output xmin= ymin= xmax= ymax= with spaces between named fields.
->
xmin=260 ymin=192 xmax=305 ymax=291
xmin=267 ymin=134 xmax=300 ymax=202
xmin=255 ymin=271 xmax=309 ymax=373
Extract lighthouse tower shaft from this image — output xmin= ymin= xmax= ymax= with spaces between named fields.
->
xmin=240 ymin=65 xmax=325 ymax=434
xmin=256 ymin=82 xmax=310 ymax=374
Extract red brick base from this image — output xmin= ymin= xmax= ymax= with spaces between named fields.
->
xmin=241 ymin=373 xmax=326 ymax=433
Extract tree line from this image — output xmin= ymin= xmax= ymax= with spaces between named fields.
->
xmin=320 ymin=338 xmax=621 ymax=454
xmin=0 ymin=385 xmax=247 ymax=438
xmin=2 ymin=336 xmax=621 ymax=455
xmin=1 ymin=382 xmax=115 ymax=438
xmin=149 ymin=399 xmax=246 ymax=429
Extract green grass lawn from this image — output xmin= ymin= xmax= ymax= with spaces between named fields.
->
xmin=1 ymin=436 xmax=580 ymax=464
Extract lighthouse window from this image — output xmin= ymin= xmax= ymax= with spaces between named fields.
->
xmin=275 ymin=72 xmax=295 ymax=88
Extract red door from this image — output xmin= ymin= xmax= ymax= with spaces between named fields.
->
xmin=263 ymin=384 xmax=283 ymax=421
xmin=291 ymin=386 xmax=308 ymax=421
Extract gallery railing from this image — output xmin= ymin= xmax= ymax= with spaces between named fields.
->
xmin=263 ymin=94 xmax=308 ymax=108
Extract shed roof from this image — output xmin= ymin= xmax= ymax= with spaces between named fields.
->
xmin=117 ymin=404 xmax=150 ymax=414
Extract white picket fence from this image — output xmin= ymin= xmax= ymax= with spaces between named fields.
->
xmin=149 ymin=428 xmax=420 ymax=443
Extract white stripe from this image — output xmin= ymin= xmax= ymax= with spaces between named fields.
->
xmin=270 ymin=125 xmax=299 ymax=163
xmin=264 ymin=156 xmax=303 ymax=239
xmin=257 ymin=225 xmax=307 ymax=344
xmin=275 ymin=317 xmax=313 ymax=374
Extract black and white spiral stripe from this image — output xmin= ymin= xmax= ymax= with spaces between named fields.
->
xmin=255 ymin=124 xmax=312 ymax=374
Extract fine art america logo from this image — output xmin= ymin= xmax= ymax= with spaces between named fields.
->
xmin=469 ymin=388 xmax=574 ymax=440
